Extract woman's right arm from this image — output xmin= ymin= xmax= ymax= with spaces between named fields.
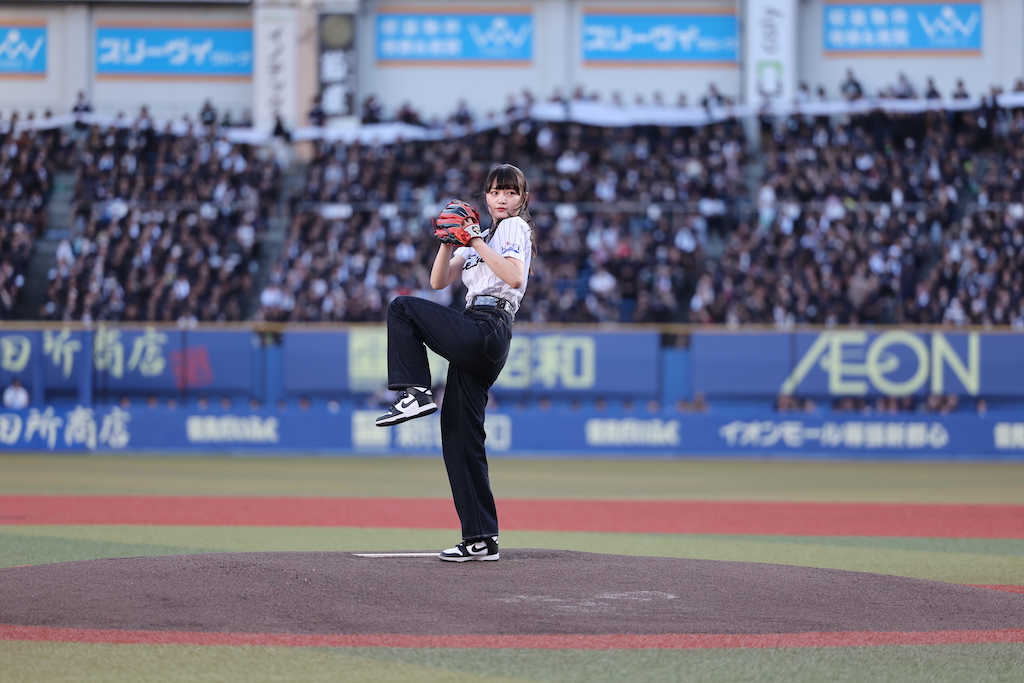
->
xmin=430 ymin=244 xmax=466 ymax=290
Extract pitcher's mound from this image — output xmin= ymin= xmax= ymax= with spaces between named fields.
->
xmin=2 ymin=550 xmax=1022 ymax=636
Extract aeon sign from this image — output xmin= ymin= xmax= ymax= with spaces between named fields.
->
xmin=780 ymin=331 xmax=979 ymax=397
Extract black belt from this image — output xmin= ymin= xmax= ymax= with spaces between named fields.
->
xmin=469 ymin=295 xmax=515 ymax=316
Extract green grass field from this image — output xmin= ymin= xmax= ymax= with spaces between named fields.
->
xmin=2 ymin=455 xmax=1023 ymax=682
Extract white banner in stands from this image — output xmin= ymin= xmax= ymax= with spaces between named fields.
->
xmin=254 ymin=5 xmax=297 ymax=129
xmin=744 ymin=0 xmax=797 ymax=106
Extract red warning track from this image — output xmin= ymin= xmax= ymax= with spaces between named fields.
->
xmin=2 ymin=495 xmax=1023 ymax=538
xmin=3 ymin=624 xmax=1024 ymax=650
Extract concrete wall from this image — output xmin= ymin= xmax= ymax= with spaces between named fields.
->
xmin=797 ymin=0 xmax=1024 ymax=100
xmin=358 ymin=0 xmax=742 ymax=122
xmin=0 ymin=2 xmax=254 ymax=123
xmin=0 ymin=4 xmax=90 ymax=117
xmin=4 ymin=0 xmax=1023 ymax=126
xmin=91 ymin=4 xmax=254 ymax=121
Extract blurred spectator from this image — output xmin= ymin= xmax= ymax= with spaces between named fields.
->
xmin=272 ymin=115 xmax=291 ymax=143
xmin=361 ymin=96 xmax=383 ymax=124
xmin=3 ymin=377 xmax=28 ymax=409
xmin=199 ymin=100 xmax=218 ymax=129
xmin=72 ymin=91 xmax=92 ymax=130
xmin=308 ymin=96 xmax=327 ymax=127
xmin=976 ymin=398 xmax=988 ymax=416
xmin=840 ymin=69 xmax=863 ymax=101
xmin=396 ymin=102 xmax=424 ymax=127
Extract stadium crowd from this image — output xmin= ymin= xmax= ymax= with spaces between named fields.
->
xmin=0 ymin=111 xmax=73 ymax=318
xmin=39 ymin=106 xmax=281 ymax=322
xmin=7 ymin=71 xmax=1024 ymax=333
xmin=261 ymin=116 xmax=745 ymax=323
xmin=261 ymin=87 xmax=1024 ymax=329
xmin=43 ymin=206 xmax=263 ymax=323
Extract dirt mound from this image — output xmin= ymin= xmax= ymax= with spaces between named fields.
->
xmin=2 ymin=550 xmax=1022 ymax=636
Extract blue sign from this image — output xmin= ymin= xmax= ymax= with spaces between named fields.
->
xmin=0 ymin=404 xmax=1020 ymax=460
xmin=375 ymin=13 xmax=532 ymax=62
xmin=582 ymin=13 xmax=738 ymax=63
xmin=95 ymin=26 xmax=253 ymax=77
xmin=0 ymin=25 xmax=46 ymax=74
xmin=824 ymin=3 xmax=982 ymax=52
xmin=279 ymin=329 xmax=660 ymax=399
xmin=692 ymin=331 xmax=1024 ymax=399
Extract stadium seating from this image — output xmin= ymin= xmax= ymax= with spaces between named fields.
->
xmin=0 ymin=113 xmax=71 ymax=318
xmin=40 ymin=118 xmax=279 ymax=322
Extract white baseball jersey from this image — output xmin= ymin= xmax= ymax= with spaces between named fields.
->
xmin=455 ymin=215 xmax=532 ymax=314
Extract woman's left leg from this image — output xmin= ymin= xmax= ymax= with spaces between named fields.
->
xmin=440 ymin=361 xmax=497 ymax=541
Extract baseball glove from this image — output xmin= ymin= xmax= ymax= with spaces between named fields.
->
xmin=433 ymin=199 xmax=487 ymax=246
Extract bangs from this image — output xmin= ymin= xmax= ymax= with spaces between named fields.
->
xmin=485 ymin=164 xmax=527 ymax=193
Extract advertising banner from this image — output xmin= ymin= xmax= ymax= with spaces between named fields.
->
xmin=278 ymin=329 xmax=660 ymax=398
xmin=375 ymin=11 xmax=533 ymax=63
xmin=95 ymin=24 xmax=253 ymax=78
xmin=1 ymin=404 xmax=1020 ymax=460
xmin=823 ymin=3 xmax=982 ymax=53
xmin=0 ymin=23 xmax=46 ymax=75
xmin=692 ymin=331 xmax=1024 ymax=399
xmin=254 ymin=7 xmax=296 ymax=127
xmin=744 ymin=0 xmax=796 ymax=105
xmin=0 ymin=331 xmax=38 ymax=388
xmin=582 ymin=11 xmax=737 ymax=64
xmin=491 ymin=332 xmax=660 ymax=397
xmin=2 ymin=327 xmax=256 ymax=397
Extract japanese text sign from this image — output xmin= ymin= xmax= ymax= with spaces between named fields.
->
xmin=95 ymin=25 xmax=253 ymax=77
xmin=375 ymin=12 xmax=532 ymax=62
xmin=582 ymin=12 xmax=738 ymax=63
xmin=823 ymin=3 xmax=982 ymax=53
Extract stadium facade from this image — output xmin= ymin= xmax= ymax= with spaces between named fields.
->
xmin=1 ymin=0 xmax=1020 ymax=125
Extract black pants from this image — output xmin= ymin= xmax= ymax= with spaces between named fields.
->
xmin=386 ymin=295 xmax=512 ymax=541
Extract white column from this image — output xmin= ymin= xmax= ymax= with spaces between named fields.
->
xmin=254 ymin=1 xmax=298 ymax=129
xmin=61 ymin=4 xmax=91 ymax=113
xmin=744 ymin=0 xmax=797 ymax=106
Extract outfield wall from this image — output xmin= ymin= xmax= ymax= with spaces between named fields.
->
xmin=1 ymin=324 xmax=1022 ymax=458
xmin=1 ymin=402 xmax=1023 ymax=459
xmin=2 ymin=325 xmax=1022 ymax=405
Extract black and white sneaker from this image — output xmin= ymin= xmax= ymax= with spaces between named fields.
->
xmin=375 ymin=387 xmax=437 ymax=427
xmin=439 ymin=536 xmax=499 ymax=562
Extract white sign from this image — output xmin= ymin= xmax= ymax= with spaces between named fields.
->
xmin=254 ymin=6 xmax=297 ymax=129
xmin=744 ymin=0 xmax=796 ymax=105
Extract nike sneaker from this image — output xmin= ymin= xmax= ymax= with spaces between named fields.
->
xmin=439 ymin=536 xmax=499 ymax=562
xmin=375 ymin=387 xmax=437 ymax=427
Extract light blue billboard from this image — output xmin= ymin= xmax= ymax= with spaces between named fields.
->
xmin=0 ymin=25 xmax=47 ymax=74
xmin=582 ymin=12 xmax=738 ymax=63
xmin=375 ymin=12 xmax=532 ymax=62
xmin=824 ymin=3 xmax=982 ymax=52
xmin=95 ymin=25 xmax=253 ymax=77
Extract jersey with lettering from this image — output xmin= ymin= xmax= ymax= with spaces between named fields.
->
xmin=455 ymin=215 xmax=532 ymax=314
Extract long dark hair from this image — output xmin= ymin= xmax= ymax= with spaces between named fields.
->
xmin=481 ymin=163 xmax=537 ymax=258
